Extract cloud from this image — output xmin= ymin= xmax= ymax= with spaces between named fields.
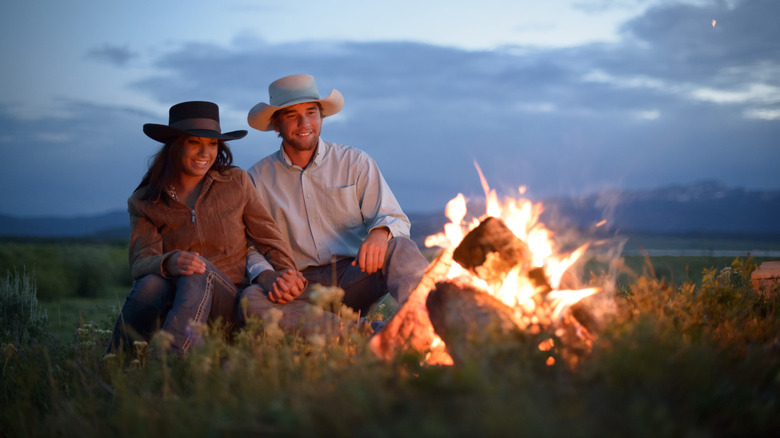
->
xmin=2 ymin=0 xmax=778 ymax=217
xmin=616 ymin=0 xmax=780 ymax=85
xmin=86 ymin=44 xmax=138 ymax=67
xmin=130 ymin=13 xmax=778 ymax=204
xmin=0 ymin=100 xmax=155 ymax=216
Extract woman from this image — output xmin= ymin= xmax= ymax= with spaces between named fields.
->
xmin=108 ymin=101 xmax=304 ymax=355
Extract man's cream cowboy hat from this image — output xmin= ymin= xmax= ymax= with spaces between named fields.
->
xmin=247 ymin=74 xmax=344 ymax=132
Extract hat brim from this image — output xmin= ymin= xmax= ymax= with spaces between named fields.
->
xmin=247 ymin=89 xmax=344 ymax=132
xmin=143 ymin=124 xmax=247 ymax=143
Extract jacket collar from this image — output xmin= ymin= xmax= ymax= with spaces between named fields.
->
xmin=208 ymin=168 xmax=232 ymax=183
xmin=146 ymin=168 xmax=233 ymax=204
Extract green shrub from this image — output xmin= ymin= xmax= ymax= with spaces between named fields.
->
xmin=63 ymin=245 xmax=120 ymax=299
xmin=0 ymin=241 xmax=131 ymax=300
xmin=0 ymin=269 xmax=49 ymax=345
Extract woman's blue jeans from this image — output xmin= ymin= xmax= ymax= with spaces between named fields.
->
xmin=108 ymin=259 xmax=239 ymax=354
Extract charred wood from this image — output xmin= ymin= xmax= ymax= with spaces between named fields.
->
xmin=453 ymin=217 xmax=531 ymax=282
xmin=426 ymin=280 xmax=522 ymax=365
xmin=369 ymin=250 xmax=453 ymax=364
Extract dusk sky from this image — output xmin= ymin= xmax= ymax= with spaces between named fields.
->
xmin=1 ymin=0 xmax=778 ymax=218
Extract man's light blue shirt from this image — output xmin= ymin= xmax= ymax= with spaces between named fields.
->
xmin=246 ymin=138 xmax=411 ymax=278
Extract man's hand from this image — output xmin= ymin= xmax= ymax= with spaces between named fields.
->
xmin=165 ymin=251 xmax=206 ymax=277
xmin=255 ymin=269 xmax=307 ymax=304
xmin=353 ymin=228 xmax=390 ymax=274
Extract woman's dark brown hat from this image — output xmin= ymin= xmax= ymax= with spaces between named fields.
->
xmin=143 ymin=101 xmax=247 ymax=143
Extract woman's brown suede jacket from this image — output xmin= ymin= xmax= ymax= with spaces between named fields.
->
xmin=127 ymin=167 xmax=296 ymax=285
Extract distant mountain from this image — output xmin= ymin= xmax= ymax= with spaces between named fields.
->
xmin=0 ymin=211 xmax=129 ymax=239
xmin=541 ymin=180 xmax=780 ymax=235
xmin=1 ymin=180 xmax=778 ymax=240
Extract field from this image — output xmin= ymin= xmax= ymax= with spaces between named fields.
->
xmin=1 ymin=236 xmax=779 ymax=437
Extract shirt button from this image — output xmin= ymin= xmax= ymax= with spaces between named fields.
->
xmin=306 ymin=194 xmax=312 ymax=199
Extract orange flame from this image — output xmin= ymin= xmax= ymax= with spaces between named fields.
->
xmin=425 ymin=165 xmax=599 ymax=324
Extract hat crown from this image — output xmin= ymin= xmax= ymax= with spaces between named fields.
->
xmin=268 ymin=74 xmax=323 ymax=107
xmin=168 ymin=101 xmax=221 ymax=131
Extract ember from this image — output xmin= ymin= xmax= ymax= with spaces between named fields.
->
xmin=370 ymin=171 xmax=612 ymax=367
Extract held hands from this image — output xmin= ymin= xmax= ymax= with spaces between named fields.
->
xmin=165 ymin=251 xmax=207 ymax=277
xmin=255 ymin=269 xmax=307 ymax=304
xmin=352 ymin=227 xmax=390 ymax=274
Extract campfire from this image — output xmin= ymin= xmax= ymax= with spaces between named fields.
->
xmin=370 ymin=170 xmax=612 ymax=367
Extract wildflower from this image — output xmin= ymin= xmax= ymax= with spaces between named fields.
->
xmin=308 ymin=334 xmax=326 ymax=349
xmin=306 ymin=305 xmax=324 ymax=318
xmin=102 ymin=353 xmax=119 ymax=369
xmin=75 ymin=328 xmax=86 ymax=337
xmin=198 ymin=357 xmax=213 ymax=374
xmin=340 ymin=305 xmax=358 ymax=322
xmin=185 ymin=321 xmax=207 ymax=347
xmin=3 ymin=343 xmax=18 ymax=359
xmin=151 ymin=330 xmax=175 ymax=352
xmin=263 ymin=307 xmax=283 ymax=324
xmin=717 ymin=266 xmax=734 ymax=285
xmin=262 ymin=308 xmax=284 ymax=339
xmin=133 ymin=341 xmax=148 ymax=355
xmin=310 ymin=284 xmax=345 ymax=311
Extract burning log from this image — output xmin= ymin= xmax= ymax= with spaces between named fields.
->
xmin=453 ymin=216 xmax=531 ymax=284
xmin=370 ymin=217 xmax=532 ymax=363
xmin=371 ymin=213 xmax=605 ymax=367
xmin=369 ymin=250 xmax=454 ymax=364
xmin=426 ymin=280 xmax=522 ymax=365
xmin=569 ymin=291 xmax=616 ymax=335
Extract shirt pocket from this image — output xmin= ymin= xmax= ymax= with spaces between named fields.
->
xmin=323 ymin=185 xmax=363 ymax=229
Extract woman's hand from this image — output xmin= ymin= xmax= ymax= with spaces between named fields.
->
xmin=165 ymin=251 xmax=207 ymax=277
xmin=254 ymin=269 xmax=307 ymax=304
xmin=270 ymin=269 xmax=307 ymax=304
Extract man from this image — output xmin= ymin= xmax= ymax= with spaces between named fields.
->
xmin=240 ymin=74 xmax=429 ymax=335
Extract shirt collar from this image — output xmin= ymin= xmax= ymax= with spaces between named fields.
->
xmin=278 ymin=137 xmax=328 ymax=169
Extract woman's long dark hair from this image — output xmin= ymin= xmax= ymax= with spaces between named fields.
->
xmin=136 ymin=135 xmax=235 ymax=201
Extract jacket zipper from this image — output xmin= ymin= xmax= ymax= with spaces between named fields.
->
xmin=191 ymin=209 xmax=196 ymax=223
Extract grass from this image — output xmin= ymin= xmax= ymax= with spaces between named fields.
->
xmin=610 ymin=255 xmax=777 ymax=287
xmin=0 ymin=239 xmax=130 ymax=301
xmin=42 ymin=295 xmax=121 ymax=345
xmin=621 ymin=231 xmax=780 ymax=254
xmin=2 ymin=240 xmax=779 ymax=437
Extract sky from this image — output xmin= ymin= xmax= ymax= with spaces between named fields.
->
xmin=0 ymin=0 xmax=778 ymax=218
